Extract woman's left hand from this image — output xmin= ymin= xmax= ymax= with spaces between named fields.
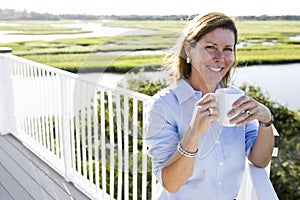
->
xmin=227 ymin=96 xmax=272 ymax=126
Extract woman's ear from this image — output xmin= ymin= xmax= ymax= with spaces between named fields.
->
xmin=184 ymin=41 xmax=192 ymax=63
xmin=183 ymin=41 xmax=191 ymax=58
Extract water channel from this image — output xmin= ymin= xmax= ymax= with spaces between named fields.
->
xmin=0 ymin=22 xmax=156 ymax=43
xmin=78 ymin=63 xmax=300 ymax=111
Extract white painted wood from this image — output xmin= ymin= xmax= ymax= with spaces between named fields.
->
xmin=1 ymin=53 xmax=280 ymax=200
xmin=116 ymin=93 xmax=123 ymax=200
xmin=133 ymin=98 xmax=138 ymax=200
xmin=124 ymin=95 xmax=129 ymax=200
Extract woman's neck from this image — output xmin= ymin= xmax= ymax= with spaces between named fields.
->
xmin=187 ymin=74 xmax=217 ymax=94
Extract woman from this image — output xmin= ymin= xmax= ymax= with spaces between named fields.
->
xmin=145 ymin=12 xmax=274 ymax=199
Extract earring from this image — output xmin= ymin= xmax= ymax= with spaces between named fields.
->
xmin=186 ymin=57 xmax=191 ymax=63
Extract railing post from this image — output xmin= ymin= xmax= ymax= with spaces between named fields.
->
xmin=0 ymin=47 xmax=17 ymax=135
xmin=60 ymin=76 xmax=73 ymax=182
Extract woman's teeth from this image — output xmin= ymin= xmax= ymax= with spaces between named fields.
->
xmin=209 ymin=66 xmax=222 ymax=72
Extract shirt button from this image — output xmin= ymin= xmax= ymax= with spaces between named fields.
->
xmin=217 ymin=182 xmax=222 ymax=185
xmin=215 ymin=140 xmax=220 ymax=144
xmin=219 ymin=162 xmax=223 ymax=166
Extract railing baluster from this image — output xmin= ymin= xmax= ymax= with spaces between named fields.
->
xmin=24 ymin=64 xmax=29 ymax=139
xmin=34 ymin=67 xmax=41 ymax=144
xmin=124 ymin=95 xmax=129 ymax=200
xmin=108 ymin=91 xmax=115 ymax=199
xmin=133 ymin=98 xmax=138 ymax=200
xmin=54 ymin=74 xmax=61 ymax=161
xmin=22 ymin=63 xmax=28 ymax=139
xmin=75 ymin=83 xmax=82 ymax=181
xmin=100 ymin=89 xmax=107 ymax=199
xmin=40 ymin=70 xmax=47 ymax=150
xmin=38 ymin=69 xmax=44 ymax=150
xmin=57 ymin=75 xmax=64 ymax=164
xmin=21 ymin=63 xmax=29 ymax=140
xmin=49 ymin=73 xmax=55 ymax=157
xmin=94 ymin=88 xmax=100 ymax=196
xmin=81 ymin=83 xmax=88 ymax=181
xmin=44 ymin=71 xmax=50 ymax=152
xmin=70 ymin=78 xmax=76 ymax=176
xmin=87 ymin=85 xmax=93 ymax=189
xmin=116 ymin=94 xmax=123 ymax=200
xmin=36 ymin=69 xmax=43 ymax=149
xmin=142 ymin=101 xmax=147 ymax=200
xmin=29 ymin=65 xmax=36 ymax=142
xmin=29 ymin=65 xmax=33 ymax=141
xmin=60 ymin=76 xmax=72 ymax=180
xmin=28 ymin=65 xmax=35 ymax=142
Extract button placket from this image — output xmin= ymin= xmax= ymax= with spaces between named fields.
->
xmin=215 ymin=139 xmax=224 ymax=199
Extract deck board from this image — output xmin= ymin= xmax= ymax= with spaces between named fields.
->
xmin=0 ymin=183 xmax=14 ymax=200
xmin=0 ymin=162 xmax=34 ymax=200
xmin=0 ymin=134 xmax=90 ymax=200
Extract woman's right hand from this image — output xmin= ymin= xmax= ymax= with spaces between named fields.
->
xmin=190 ymin=93 xmax=219 ymax=135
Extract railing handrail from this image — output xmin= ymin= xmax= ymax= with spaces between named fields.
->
xmin=1 ymin=54 xmax=150 ymax=102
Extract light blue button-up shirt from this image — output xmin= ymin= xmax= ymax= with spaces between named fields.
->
xmin=145 ymin=79 xmax=258 ymax=200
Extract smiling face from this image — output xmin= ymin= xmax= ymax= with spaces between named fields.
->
xmin=185 ymin=28 xmax=235 ymax=91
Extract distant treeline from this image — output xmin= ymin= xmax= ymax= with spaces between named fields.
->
xmin=1 ymin=9 xmax=300 ymax=21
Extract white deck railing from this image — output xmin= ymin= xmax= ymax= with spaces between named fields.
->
xmin=0 ymin=52 xmax=279 ymax=200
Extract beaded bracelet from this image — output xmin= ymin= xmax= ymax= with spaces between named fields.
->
xmin=177 ymin=143 xmax=198 ymax=158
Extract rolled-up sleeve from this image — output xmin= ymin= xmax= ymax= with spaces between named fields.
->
xmin=145 ymin=97 xmax=179 ymax=185
xmin=245 ymin=120 xmax=259 ymax=156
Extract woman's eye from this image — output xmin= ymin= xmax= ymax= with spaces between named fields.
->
xmin=224 ymin=48 xmax=233 ymax=52
xmin=206 ymin=46 xmax=216 ymax=52
xmin=206 ymin=46 xmax=216 ymax=49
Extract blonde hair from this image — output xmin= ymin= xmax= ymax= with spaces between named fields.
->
xmin=163 ymin=12 xmax=238 ymax=87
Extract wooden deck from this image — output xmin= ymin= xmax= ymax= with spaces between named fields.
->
xmin=0 ymin=134 xmax=90 ymax=200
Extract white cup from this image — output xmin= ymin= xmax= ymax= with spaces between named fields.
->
xmin=215 ymin=86 xmax=245 ymax=127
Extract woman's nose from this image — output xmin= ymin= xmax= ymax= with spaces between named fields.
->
xmin=213 ymin=50 xmax=224 ymax=61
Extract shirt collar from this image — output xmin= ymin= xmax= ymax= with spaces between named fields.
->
xmin=172 ymin=79 xmax=202 ymax=104
xmin=172 ymin=79 xmax=222 ymax=104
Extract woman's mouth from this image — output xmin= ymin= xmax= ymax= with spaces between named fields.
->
xmin=208 ymin=66 xmax=223 ymax=72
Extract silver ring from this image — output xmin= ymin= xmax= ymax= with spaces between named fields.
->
xmin=208 ymin=108 xmax=213 ymax=116
xmin=246 ymin=110 xmax=251 ymax=117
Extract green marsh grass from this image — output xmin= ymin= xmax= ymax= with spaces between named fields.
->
xmin=1 ymin=20 xmax=300 ymax=72
xmin=0 ymin=20 xmax=90 ymax=35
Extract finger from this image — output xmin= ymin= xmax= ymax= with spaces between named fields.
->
xmin=191 ymin=106 xmax=218 ymax=127
xmin=235 ymin=114 xmax=256 ymax=126
xmin=206 ymin=102 xmax=220 ymax=118
xmin=230 ymin=107 xmax=259 ymax=126
xmin=232 ymin=96 xmax=250 ymax=109
xmin=197 ymin=93 xmax=217 ymax=105
xmin=196 ymin=105 xmax=218 ymax=117
xmin=228 ymin=98 xmax=257 ymax=118
xmin=228 ymin=102 xmax=254 ymax=117
xmin=204 ymin=109 xmax=219 ymax=124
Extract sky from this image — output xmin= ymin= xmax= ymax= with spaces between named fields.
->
xmin=1 ymin=0 xmax=299 ymax=16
